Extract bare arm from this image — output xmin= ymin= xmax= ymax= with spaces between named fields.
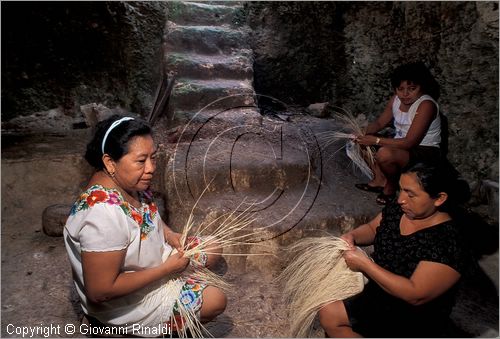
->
xmin=358 ymin=100 xmax=437 ymax=149
xmin=160 ymin=219 xmax=186 ymax=254
xmin=341 ymin=213 xmax=382 ymax=247
xmin=344 ymin=250 xmax=461 ymax=305
xmin=364 ymin=96 xmax=395 ymax=135
xmin=82 ymin=249 xmax=189 ymax=304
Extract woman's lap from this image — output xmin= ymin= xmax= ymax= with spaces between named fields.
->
xmin=172 ymin=236 xmax=225 ymax=319
xmin=343 ymin=285 xmax=453 ymax=338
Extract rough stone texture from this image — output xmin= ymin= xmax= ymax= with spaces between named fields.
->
xmin=42 ymin=204 xmax=73 ymax=237
xmin=246 ymin=2 xmax=339 ymax=106
xmin=165 ymin=51 xmax=254 ymax=80
xmin=1 ymin=2 xmax=168 ymax=121
xmin=167 ymin=1 xmax=246 ymax=27
xmin=246 ymin=1 xmax=499 ymax=185
xmin=3 ymin=1 xmax=496 ymax=184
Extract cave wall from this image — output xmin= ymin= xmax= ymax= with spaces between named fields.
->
xmin=246 ymin=2 xmax=340 ymax=106
xmin=247 ymin=1 xmax=499 ymax=184
xmin=1 ymin=1 xmax=168 ymax=122
xmin=2 ymin=1 xmax=498 ymax=184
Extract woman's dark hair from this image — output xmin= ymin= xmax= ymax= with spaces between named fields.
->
xmin=390 ymin=62 xmax=440 ymax=100
xmin=402 ymin=161 xmax=470 ymax=212
xmin=84 ymin=115 xmax=152 ymax=170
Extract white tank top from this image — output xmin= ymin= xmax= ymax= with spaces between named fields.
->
xmin=392 ymin=94 xmax=441 ymax=147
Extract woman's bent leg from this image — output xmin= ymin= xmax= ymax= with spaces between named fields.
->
xmin=368 ymin=160 xmax=387 ymax=188
xmin=376 ymin=147 xmax=410 ymax=195
xmin=200 ymin=286 xmax=227 ymax=323
xmin=318 ymin=301 xmax=362 ymax=338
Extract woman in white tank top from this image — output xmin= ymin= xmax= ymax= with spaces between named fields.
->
xmin=355 ymin=62 xmax=442 ymax=205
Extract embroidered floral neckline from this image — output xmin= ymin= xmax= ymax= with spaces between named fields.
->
xmin=70 ymin=184 xmax=158 ymax=240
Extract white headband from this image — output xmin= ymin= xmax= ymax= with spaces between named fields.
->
xmin=101 ymin=117 xmax=134 ymax=154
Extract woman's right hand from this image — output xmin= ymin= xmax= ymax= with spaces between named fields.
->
xmin=343 ymin=247 xmax=371 ymax=272
xmin=340 ymin=233 xmax=355 ymax=249
xmin=164 ymin=251 xmax=189 ymax=274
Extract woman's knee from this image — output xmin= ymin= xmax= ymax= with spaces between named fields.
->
xmin=375 ymin=147 xmax=395 ymax=164
xmin=200 ymin=286 xmax=227 ymax=321
xmin=318 ymin=301 xmax=351 ymax=331
xmin=376 ymin=147 xmax=409 ymax=167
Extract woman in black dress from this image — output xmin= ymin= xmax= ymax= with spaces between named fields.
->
xmin=319 ymin=162 xmax=472 ymax=337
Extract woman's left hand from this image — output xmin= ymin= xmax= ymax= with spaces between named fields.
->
xmin=355 ymin=134 xmax=377 ymax=146
xmin=343 ymin=247 xmax=371 ymax=272
xmin=166 ymin=232 xmax=184 ymax=254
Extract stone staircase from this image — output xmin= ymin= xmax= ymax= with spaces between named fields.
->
xmin=164 ymin=1 xmax=255 ymax=122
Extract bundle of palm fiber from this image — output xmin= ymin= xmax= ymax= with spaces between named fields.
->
xmin=317 ymin=109 xmax=375 ymax=179
xmin=165 ymin=195 xmax=273 ymax=337
xmin=278 ymin=236 xmax=368 ymax=337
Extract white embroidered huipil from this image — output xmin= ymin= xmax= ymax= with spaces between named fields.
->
xmin=63 ymin=185 xmax=183 ymax=336
xmin=392 ymin=94 xmax=441 ymax=147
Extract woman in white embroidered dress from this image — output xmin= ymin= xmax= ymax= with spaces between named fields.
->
xmin=354 ymin=62 xmax=442 ymax=205
xmin=64 ymin=115 xmax=226 ymax=336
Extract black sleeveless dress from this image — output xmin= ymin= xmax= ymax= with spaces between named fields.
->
xmin=344 ymin=201 xmax=471 ymax=337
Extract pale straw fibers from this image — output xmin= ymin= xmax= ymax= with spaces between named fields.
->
xmin=278 ymin=236 xmax=368 ymax=337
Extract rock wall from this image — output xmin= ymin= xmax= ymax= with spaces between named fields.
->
xmin=247 ymin=1 xmax=499 ymax=183
xmin=246 ymin=2 xmax=340 ymax=105
xmin=2 ymin=1 xmax=497 ymax=184
xmin=2 ymin=2 xmax=168 ymax=121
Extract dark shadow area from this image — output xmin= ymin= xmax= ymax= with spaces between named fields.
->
xmin=440 ymin=111 xmax=450 ymax=158
xmin=1 ymin=2 xmax=125 ymax=118
xmin=210 ymin=256 xmax=229 ymax=277
xmin=452 ymin=266 xmax=499 ymax=337
xmin=1 ymin=2 xmax=166 ymax=120
xmin=204 ymin=313 xmax=235 ymax=338
xmin=456 ymin=208 xmax=499 ymax=259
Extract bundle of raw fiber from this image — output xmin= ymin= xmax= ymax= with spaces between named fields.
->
xmin=317 ymin=109 xmax=375 ymax=179
xmin=278 ymin=236 xmax=368 ymax=338
xmin=164 ymin=192 xmax=272 ymax=337
xmin=345 ymin=139 xmax=374 ymax=180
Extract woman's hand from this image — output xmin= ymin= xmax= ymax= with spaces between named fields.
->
xmin=165 ymin=231 xmax=184 ymax=254
xmin=343 ymin=247 xmax=371 ymax=272
xmin=163 ymin=251 xmax=189 ymax=274
xmin=355 ymin=134 xmax=378 ymax=146
xmin=340 ymin=233 xmax=355 ymax=249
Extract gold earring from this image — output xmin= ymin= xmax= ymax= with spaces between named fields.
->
xmin=106 ymin=168 xmax=115 ymax=178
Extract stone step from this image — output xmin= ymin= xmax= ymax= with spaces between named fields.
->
xmin=163 ymin=115 xmax=324 ymax=194
xmin=165 ymin=51 xmax=253 ymax=80
xmin=164 ymin=106 xmax=262 ymax=129
xmin=163 ymin=114 xmax=381 ymax=242
xmin=170 ymin=78 xmax=256 ymax=111
xmin=168 ymin=1 xmax=245 ymax=26
xmin=165 ymin=22 xmax=249 ymax=54
xmin=165 ymin=180 xmax=380 ymax=246
xmin=165 ymin=138 xmax=313 ymax=197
